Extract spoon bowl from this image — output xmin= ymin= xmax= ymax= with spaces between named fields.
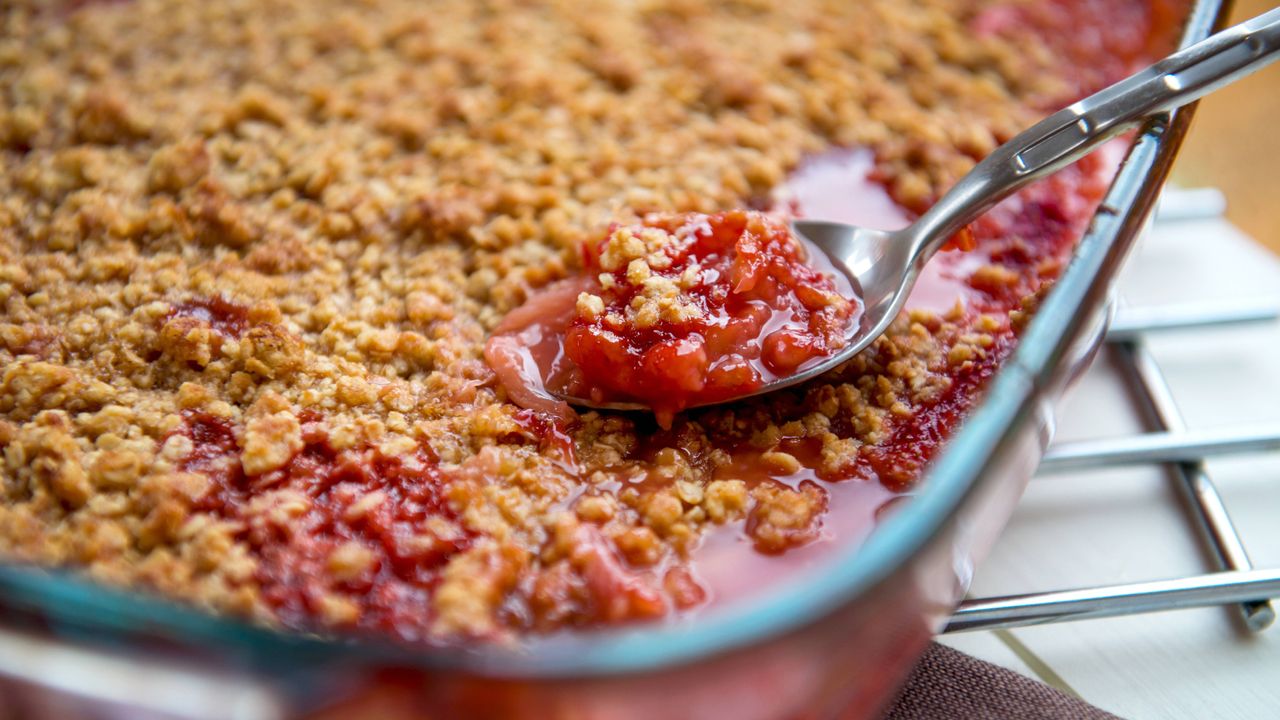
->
xmin=784 ymin=221 xmax=915 ymax=381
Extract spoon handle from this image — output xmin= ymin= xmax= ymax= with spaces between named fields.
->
xmin=905 ymin=6 xmax=1280 ymax=263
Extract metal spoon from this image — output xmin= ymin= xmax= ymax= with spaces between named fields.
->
xmin=563 ymin=8 xmax=1280 ymax=413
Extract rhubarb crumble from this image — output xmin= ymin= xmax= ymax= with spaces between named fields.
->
xmin=0 ymin=0 xmax=1181 ymax=643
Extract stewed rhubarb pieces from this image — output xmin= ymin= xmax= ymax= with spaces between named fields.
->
xmin=488 ymin=210 xmax=861 ymax=425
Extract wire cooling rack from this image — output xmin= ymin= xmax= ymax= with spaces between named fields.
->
xmin=945 ymin=192 xmax=1280 ymax=635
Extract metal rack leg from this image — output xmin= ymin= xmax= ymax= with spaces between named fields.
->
xmin=946 ymin=569 xmax=1280 ymax=633
xmin=1112 ymin=339 xmax=1277 ymax=631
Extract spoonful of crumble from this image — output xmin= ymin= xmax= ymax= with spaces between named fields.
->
xmin=486 ymin=210 xmax=861 ymax=428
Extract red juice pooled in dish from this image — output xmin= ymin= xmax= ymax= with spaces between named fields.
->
xmin=487 ymin=210 xmax=861 ymax=426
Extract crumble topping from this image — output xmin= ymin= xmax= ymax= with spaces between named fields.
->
xmin=0 ymin=0 xmax=1180 ymax=643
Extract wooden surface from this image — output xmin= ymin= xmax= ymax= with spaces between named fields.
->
xmin=939 ymin=200 xmax=1280 ymax=719
xmin=1172 ymin=0 xmax=1280 ymax=254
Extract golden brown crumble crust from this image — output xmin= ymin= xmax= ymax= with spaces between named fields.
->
xmin=1 ymin=0 xmax=1121 ymax=640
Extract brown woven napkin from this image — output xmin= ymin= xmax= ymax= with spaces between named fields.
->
xmin=882 ymin=642 xmax=1122 ymax=720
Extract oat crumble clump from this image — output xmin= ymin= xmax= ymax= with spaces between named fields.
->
xmin=591 ymin=225 xmax=704 ymax=330
xmin=0 ymin=0 xmax=1176 ymax=642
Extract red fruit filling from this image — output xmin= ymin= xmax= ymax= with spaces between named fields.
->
xmin=492 ymin=211 xmax=859 ymax=425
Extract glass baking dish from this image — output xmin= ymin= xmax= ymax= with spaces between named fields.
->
xmin=0 ymin=1 xmax=1228 ymax=718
